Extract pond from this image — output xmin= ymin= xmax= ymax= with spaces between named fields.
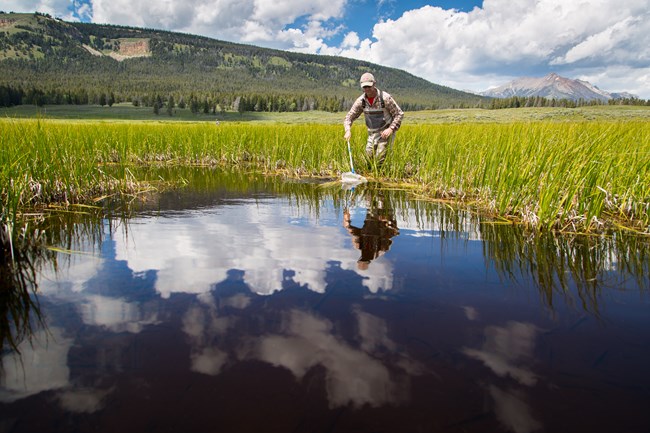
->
xmin=1 ymin=168 xmax=649 ymax=433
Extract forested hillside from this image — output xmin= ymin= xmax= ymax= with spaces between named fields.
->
xmin=0 ymin=12 xmax=486 ymax=112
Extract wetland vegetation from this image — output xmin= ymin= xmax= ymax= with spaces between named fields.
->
xmin=2 ymin=105 xmax=649 ymax=239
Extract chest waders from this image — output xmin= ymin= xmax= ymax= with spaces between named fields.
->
xmin=362 ymin=90 xmax=394 ymax=165
xmin=362 ymin=90 xmax=393 ymax=132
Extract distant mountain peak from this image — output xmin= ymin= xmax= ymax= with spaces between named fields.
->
xmin=481 ymin=73 xmax=636 ymax=101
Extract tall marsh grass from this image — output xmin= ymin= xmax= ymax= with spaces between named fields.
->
xmin=394 ymin=122 xmax=650 ymax=232
xmin=1 ymin=118 xmax=649 ymax=234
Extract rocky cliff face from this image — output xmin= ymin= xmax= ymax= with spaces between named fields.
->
xmin=82 ymin=39 xmax=151 ymax=61
xmin=0 ymin=18 xmax=18 ymax=27
xmin=117 ymin=39 xmax=149 ymax=56
xmin=481 ymin=73 xmax=635 ymax=101
xmin=109 ymin=39 xmax=151 ymax=61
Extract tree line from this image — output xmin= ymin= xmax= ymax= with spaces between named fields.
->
xmin=2 ymin=83 xmax=647 ymax=113
xmin=488 ymin=95 xmax=649 ymax=109
xmin=0 ymin=83 xmax=352 ymax=113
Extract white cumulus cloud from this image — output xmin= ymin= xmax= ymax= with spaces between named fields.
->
xmin=88 ymin=0 xmax=346 ymax=51
xmin=334 ymin=0 xmax=650 ymax=97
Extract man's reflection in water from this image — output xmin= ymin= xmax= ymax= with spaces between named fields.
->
xmin=343 ymin=188 xmax=399 ymax=270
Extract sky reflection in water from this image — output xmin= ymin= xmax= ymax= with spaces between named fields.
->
xmin=1 ymin=175 xmax=649 ymax=433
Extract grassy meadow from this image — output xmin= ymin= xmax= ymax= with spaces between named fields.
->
xmin=2 ymin=102 xmax=650 ymax=123
xmin=1 ymin=105 xmax=649 ymax=239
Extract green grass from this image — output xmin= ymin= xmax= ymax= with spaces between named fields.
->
xmin=1 ymin=106 xmax=649 ymax=236
xmin=406 ymin=105 xmax=650 ymax=124
xmin=0 ymin=103 xmax=346 ymax=123
xmin=392 ymin=121 xmax=650 ymax=232
xmin=3 ymin=103 xmax=649 ymax=123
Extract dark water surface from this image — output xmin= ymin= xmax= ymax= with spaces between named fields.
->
xmin=1 ymin=169 xmax=649 ymax=433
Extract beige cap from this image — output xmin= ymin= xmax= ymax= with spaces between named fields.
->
xmin=360 ymin=72 xmax=376 ymax=87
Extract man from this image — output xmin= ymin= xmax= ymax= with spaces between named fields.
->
xmin=343 ymin=72 xmax=404 ymax=166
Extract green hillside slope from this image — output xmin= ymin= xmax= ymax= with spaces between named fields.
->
xmin=0 ymin=12 xmax=486 ymax=110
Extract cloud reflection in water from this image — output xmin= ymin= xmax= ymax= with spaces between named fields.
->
xmin=0 ymin=328 xmax=73 ymax=403
xmin=115 ymin=201 xmax=394 ymax=297
xmin=463 ymin=321 xmax=543 ymax=433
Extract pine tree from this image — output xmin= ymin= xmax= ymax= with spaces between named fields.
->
xmin=167 ymin=95 xmax=175 ymax=116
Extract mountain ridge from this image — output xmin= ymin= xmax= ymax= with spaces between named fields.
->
xmin=480 ymin=73 xmax=637 ymax=101
xmin=0 ymin=12 xmax=485 ymax=110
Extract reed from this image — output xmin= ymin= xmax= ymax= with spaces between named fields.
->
xmin=1 ymin=118 xmax=648 ymax=234
xmin=392 ymin=121 xmax=650 ymax=232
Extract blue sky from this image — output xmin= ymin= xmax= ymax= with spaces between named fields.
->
xmin=331 ymin=1 xmax=482 ymax=46
xmin=1 ymin=0 xmax=649 ymax=98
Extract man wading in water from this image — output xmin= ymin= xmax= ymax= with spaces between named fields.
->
xmin=343 ymin=72 xmax=404 ymax=167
